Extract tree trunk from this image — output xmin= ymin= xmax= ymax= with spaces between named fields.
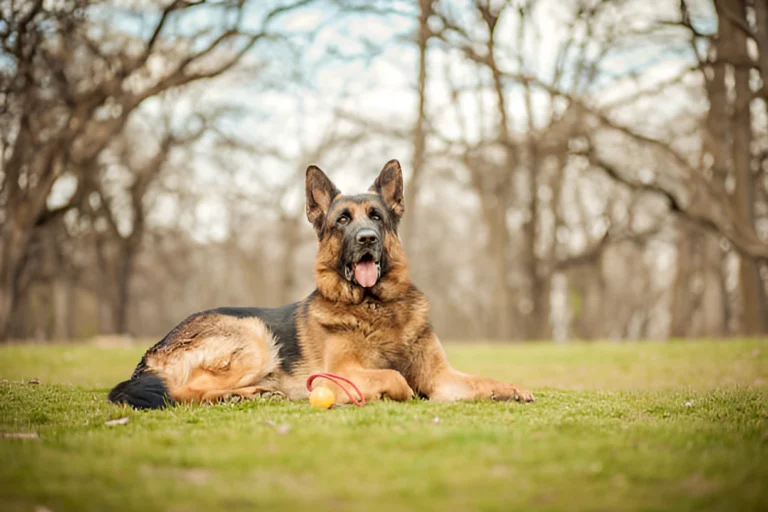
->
xmin=0 ymin=222 xmax=32 ymax=341
xmin=403 ymin=0 xmax=432 ymax=249
xmin=570 ymin=261 xmax=605 ymax=340
xmin=532 ymin=274 xmax=552 ymax=339
xmin=670 ymin=221 xmax=693 ymax=337
xmin=113 ymin=245 xmax=136 ymax=335
xmin=722 ymin=0 xmax=768 ymax=334
xmin=0 ymin=145 xmax=67 ymax=341
xmin=700 ymin=11 xmax=731 ymax=337
xmin=518 ymin=5 xmax=547 ymax=340
xmin=52 ymin=277 xmax=70 ymax=341
xmin=700 ymin=235 xmax=728 ymax=336
xmin=523 ymin=138 xmax=547 ymax=339
xmin=470 ymin=169 xmax=518 ymax=340
xmin=672 ymin=226 xmax=727 ymax=337
xmin=489 ymin=203 xmax=512 ymax=340
xmin=279 ymin=215 xmax=303 ymax=305
xmin=94 ymin=235 xmax=116 ymax=335
xmin=66 ymin=278 xmax=78 ymax=339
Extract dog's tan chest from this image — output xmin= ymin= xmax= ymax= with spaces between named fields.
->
xmin=349 ymin=300 xmax=428 ymax=369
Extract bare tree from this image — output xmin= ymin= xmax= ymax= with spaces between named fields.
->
xmin=88 ymin=112 xmax=212 ymax=333
xmin=714 ymin=0 xmax=767 ymax=334
xmin=0 ymin=0 xmax=312 ymax=340
xmin=429 ymin=0 xmax=627 ymax=339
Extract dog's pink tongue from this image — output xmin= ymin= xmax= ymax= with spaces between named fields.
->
xmin=354 ymin=260 xmax=378 ymax=288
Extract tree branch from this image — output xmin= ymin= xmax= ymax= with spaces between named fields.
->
xmin=579 ymin=147 xmax=768 ymax=262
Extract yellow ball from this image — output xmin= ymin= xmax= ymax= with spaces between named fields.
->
xmin=309 ymin=387 xmax=336 ymax=409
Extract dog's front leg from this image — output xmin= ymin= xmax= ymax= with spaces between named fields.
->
xmin=413 ymin=333 xmax=535 ymax=403
xmin=427 ymin=369 xmax=535 ymax=403
xmin=321 ymin=365 xmax=414 ymax=404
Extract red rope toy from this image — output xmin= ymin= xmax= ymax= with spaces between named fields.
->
xmin=306 ymin=373 xmax=366 ymax=407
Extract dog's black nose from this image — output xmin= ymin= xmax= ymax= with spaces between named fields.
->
xmin=356 ymin=229 xmax=379 ymax=245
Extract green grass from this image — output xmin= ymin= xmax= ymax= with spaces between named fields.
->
xmin=1 ymin=339 xmax=767 ymax=512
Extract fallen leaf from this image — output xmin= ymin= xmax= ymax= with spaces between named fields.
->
xmin=611 ymin=474 xmax=628 ymax=487
xmin=105 ymin=417 xmax=130 ymax=426
xmin=263 ymin=420 xmax=290 ymax=435
xmin=3 ymin=432 xmax=39 ymax=439
xmin=490 ymin=464 xmax=509 ymax=477
xmin=680 ymin=473 xmax=718 ymax=496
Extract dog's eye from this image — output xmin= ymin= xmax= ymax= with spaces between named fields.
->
xmin=369 ymin=211 xmax=381 ymax=222
xmin=337 ymin=215 xmax=350 ymax=225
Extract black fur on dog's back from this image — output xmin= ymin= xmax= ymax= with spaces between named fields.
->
xmin=209 ymin=304 xmax=304 ymax=374
xmin=108 ymin=372 xmax=174 ymax=409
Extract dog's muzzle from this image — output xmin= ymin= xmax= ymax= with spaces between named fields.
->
xmin=343 ymin=228 xmax=382 ymax=288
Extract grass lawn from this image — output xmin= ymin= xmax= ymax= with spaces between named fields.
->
xmin=1 ymin=339 xmax=767 ymax=512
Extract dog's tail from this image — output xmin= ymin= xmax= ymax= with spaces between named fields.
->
xmin=108 ymin=372 xmax=174 ymax=410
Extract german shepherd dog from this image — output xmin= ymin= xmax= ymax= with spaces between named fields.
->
xmin=109 ymin=161 xmax=534 ymax=408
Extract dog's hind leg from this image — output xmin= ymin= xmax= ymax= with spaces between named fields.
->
xmin=174 ymin=370 xmax=284 ymax=403
xmin=198 ymin=386 xmax=284 ymax=403
xmin=140 ymin=313 xmax=281 ymax=406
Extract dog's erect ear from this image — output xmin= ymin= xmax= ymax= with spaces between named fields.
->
xmin=306 ymin=165 xmax=341 ymax=234
xmin=369 ymin=159 xmax=404 ymax=223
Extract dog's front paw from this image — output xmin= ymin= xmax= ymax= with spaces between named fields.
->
xmin=381 ymin=371 xmax=414 ymax=401
xmin=513 ymin=386 xmax=535 ymax=403
xmin=493 ymin=385 xmax=535 ymax=403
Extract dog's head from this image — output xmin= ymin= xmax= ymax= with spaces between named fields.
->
xmin=306 ymin=160 xmax=410 ymax=303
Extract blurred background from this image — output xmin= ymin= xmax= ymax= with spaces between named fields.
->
xmin=1 ymin=0 xmax=766 ymax=343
